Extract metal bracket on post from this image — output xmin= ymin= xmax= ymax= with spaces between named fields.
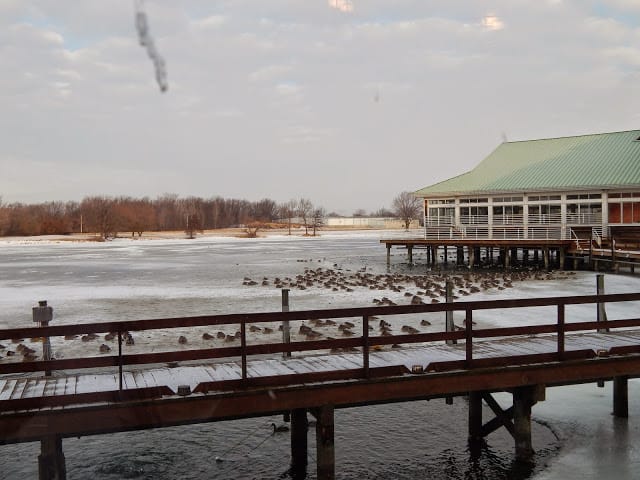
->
xmin=33 ymin=300 xmax=54 ymax=376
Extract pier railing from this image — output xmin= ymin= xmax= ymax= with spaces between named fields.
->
xmin=1 ymin=293 xmax=640 ymax=399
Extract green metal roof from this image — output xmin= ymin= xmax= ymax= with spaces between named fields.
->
xmin=415 ymin=130 xmax=640 ymax=197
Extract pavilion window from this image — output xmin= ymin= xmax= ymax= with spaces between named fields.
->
xmin=493 ymin=205 xmax=523 ymax=225
xmin=567 ymin=203 xmax=602 ymax=224
xmin=528 ymin=204 xmax=561 ymax=224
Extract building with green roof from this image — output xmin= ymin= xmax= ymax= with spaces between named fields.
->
xmin=414 ymin=130 xmax=640 ymax=242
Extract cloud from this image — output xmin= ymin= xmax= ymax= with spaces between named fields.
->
xmin=248 ymin=64 xmax=293 ymax=83
xmin=2 ymin=1 xmax=640 ymax=213
xmin=481 ymin=14 xmax=505 ymax=31
xmin=328 ymin=0 xmax=354 ymax=13
xmin=191 ymin=15 xmax=227 ymax=30
xmin=281 ymin=125 xmax=330 ymax=144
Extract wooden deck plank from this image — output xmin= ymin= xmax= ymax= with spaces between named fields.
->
xmin=0 ymin=379 xmax=15 ymax=401
xmin=10 ymin=378 xmax=29 ymax=400
xmin=212 ymin=362 xmax=242 ymax=381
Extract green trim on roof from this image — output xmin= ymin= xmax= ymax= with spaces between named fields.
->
xmin=415 ymin=130 xmax=640 ymax=197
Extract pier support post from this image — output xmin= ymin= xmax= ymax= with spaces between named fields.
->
xmin=468 ymin=391 xmax=483 ymax=450
xmin=543 ymin=248 xmax=550 ymax=271
xmin=315 ymin=405 xmax=335 ymax=480
xmin=504 ymin=248 xmax=511 ymax=269
xmin=457 ymin=246 xmax=464 ymax=266
xmin=407 ymin=245 xmax=413 ymax=264
xmin=559 ymin=248 xmax=566 ymax=271
xmin=291 ymin=408 xmax=308 ymax=477
xmin=468 ymin=247 xmax=475 ymax=270
xmin=386 ymin=244 xmax=391 ymax=266
xmin=513 ymin=386 xmax=535 ymax=462
xmin=39 ymin=435 xmax=66 ymax=480
xmin=444 ymin=246 xmax=448 ymax=265
xmin=613 ymin=376 xmax=629 ymax=418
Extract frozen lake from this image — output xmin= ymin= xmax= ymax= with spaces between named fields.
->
xmin=1 ymin=231 xmax=639 ymax=479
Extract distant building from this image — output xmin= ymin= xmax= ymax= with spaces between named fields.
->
xmin=325 ymin=217 xmax=419 ymax=229
xmin=414 ymin=130 xmax=640 ymax=243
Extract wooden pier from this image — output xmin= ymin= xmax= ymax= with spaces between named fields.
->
xmin=381 ymin=238 xmax=574 ymax=270
xmin=380 ymin=237 xmax=640 ymax=272
xmin=2 ymin=293 xmax=640 ymax=479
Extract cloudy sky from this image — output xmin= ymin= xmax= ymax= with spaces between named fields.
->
xmin=1 ymin=1 xmax=640 ymax=214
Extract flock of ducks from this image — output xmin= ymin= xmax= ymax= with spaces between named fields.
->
xmin=0 ymin=266 xmax=573 ymax=362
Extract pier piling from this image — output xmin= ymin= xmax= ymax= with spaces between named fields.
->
xmin=315 ymin=405 xmax=335 ymax=480
xmin=613 ymin=376 xmax=629 ymax=418
xmin=38 ymin=435 xmax=66 ymax=480
xmin=513 ymin=386 xmax=535 ymax=462
xmin=290 ymin=408 xmax=308 ymax=477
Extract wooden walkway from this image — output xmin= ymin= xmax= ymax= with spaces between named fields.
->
xmin=3 ymin=293 xmax=640 ymax=479
xmin=2 ymin=329 xmax=640 ymax=409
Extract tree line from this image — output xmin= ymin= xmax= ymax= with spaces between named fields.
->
xmin=0 ymin=192 xmax=422 ymax=238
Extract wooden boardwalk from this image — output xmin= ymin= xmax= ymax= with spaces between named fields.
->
xmin=3 ymin=292 xmax=640 ymax=479
xmin=2 ymin=329 xmax=640 ymax=408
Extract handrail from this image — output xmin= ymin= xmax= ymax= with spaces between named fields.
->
xmin=1 ymin=293 xmax=640 ymax=392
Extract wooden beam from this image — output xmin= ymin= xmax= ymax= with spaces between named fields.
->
xmin=3 ymin=355 xmax=640 ymax=445
xmin=481 ymin=392 xmax=515 ymax=438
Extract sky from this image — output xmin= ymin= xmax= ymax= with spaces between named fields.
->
xmin=1 ymin=0 xmax=640 ymax=215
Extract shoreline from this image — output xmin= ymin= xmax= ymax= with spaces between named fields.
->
xmin=0 ymin=227 xmax=423 ymax=244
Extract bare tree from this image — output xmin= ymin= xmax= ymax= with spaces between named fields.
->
xmin=297 ymin=198 xmax=314 ymax=235
xmin=311 ymin=207 xmax=326 ymax=236
xmin=185 ymin=213 xmax=202 ymax=239
xmin=352 ymin=208 xmax=367 ymax=217
xmin=279 ymin=199 xmax=298 ymax=235
xmin=81 ymin=196 xmax=116 ymax=239
xmin=392 ymin=191 xmax=421 ymax=230
xmin=373 ymin=207 xmax=395 ymax=217
xmin=0 ymin=196 xmax=9 ymax=235
xmin=243 ymin=221 xmax=263 ymax=238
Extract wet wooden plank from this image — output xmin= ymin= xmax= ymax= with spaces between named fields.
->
xmin=0 ymin=379 xmax=16 ymax=401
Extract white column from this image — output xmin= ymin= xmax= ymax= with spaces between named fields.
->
xmin=488 ymin=197 xmax=494 ymax=240
xmin=601 ymin=191 xmax=609 ymax=235
xmin=560 ymin=194 xmax=567 ymax=239
xmin=523 ymin=195 xmax=529 ymax=239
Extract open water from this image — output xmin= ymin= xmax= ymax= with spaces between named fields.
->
xmin=0 ymin=231 xmax=639 ymax=479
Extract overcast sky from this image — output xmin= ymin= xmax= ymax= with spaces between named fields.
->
xmin=1 ymin=1 xmax=640 ymax=214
